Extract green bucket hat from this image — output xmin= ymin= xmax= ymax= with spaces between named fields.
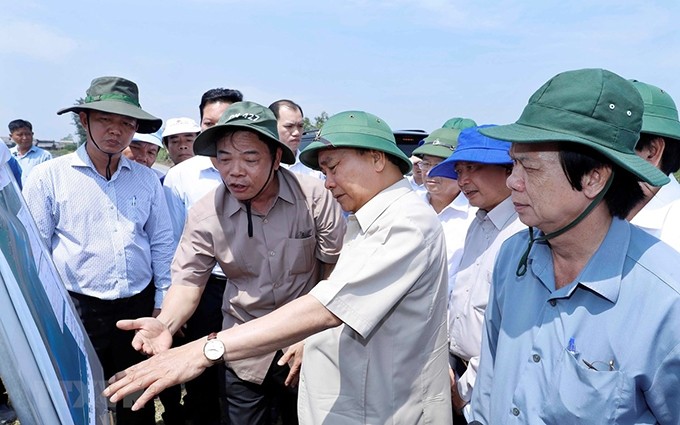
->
xmin=193 ymin=101 xmax=295 ymax=164
xmin=442 ymin=117 xmax=477 ymax=130
xmin=300 ymin=111 xmax=412 ymax=175
xmin=629 ymin=80 xmax=680 ymax=141
xmin=480 ymin=68 xmax=669 ymax=187
xmin=57 ymin=76 xmax=162 ymax=134
xmin=412 ymin=128 xmax=460 ymax=159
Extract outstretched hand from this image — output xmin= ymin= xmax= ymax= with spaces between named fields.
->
xmin=103 ymin=338 xmax=211 ymax=411
xmin=117 ymin=317 xmax=173 ymax=356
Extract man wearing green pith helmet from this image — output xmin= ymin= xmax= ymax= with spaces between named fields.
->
xmin=105 ymin=109 xmax=453 ymax=424
xmin=468 ymin=69 xmax=680 ymax=424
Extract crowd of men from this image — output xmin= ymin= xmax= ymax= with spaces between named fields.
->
xmin=2 ymin=67 xmax=680 ymax=425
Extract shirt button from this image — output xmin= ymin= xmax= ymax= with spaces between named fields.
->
xmin=269 ymin=251 xmax=275 ymax=257
xmin=549 ymin=299 xmax=556 ymax=306
xmin=263 ymin=218 xmax=268 ymax=224
xmin=512 ymin=407 xmax=520 ymax=416
xmin=533 ymin=354 xmax=541 ymax=363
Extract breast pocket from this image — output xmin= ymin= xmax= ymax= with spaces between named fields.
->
xmin=540 ymin=348 xmax=628 ymax=424
xmin=284 ymin=235 xmax=315 ymax=275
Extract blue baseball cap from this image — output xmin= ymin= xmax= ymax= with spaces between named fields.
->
xmin=428 ymin=125 xmax=512 ymax=180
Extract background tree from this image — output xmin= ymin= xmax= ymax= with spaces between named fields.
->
xmin=70 ymin=98 xmax=87 ymax=145
xmin=303 ymin=111 xmax=329 ymax=131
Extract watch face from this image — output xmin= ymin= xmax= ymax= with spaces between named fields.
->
xmin=204 ymin=339 xmax=225 ymax=362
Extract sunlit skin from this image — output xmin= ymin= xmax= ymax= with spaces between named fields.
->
xmin=455 ymin=161 xmax=512 ymax=212
xmin=122 ymin=141 xmax=160 ymax=168
xmin=420 ymin=154 xmax=460 ymax=212
xmin=507 ymin=142 xmax=605 ymax=234
xmin=9 ymin=127 xmax=34 ymax=155
xmin=276 ymin=106 xmax=304 ymax=153
xmin=318 ymin=148 xmax=384 ymax=213
xmin=215 ymin=130 xmax=282 ymax=211
xmin=201 ymin=101 xmax=232 ymax=130
xmin=79 ymin=111 xmax=138 ymax=176
xmin=165 ymin=133 xmax=196 ymax=165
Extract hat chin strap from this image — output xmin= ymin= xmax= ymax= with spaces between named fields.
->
xmin=86 ymin=113 xmax=128 ymax=181
xmin=516 ymin=170 xmax=615 ymax=277
xmin=226 ymin=153 xmax=277 ymax=238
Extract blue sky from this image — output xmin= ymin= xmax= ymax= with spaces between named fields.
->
xmin=2 ymin=0 xmax=679 ymax=140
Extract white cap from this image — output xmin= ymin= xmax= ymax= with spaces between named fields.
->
xmin=132 ymin=132 xmax=163 ymax=148
xmin=162 ymin=117 xmax=201 ymax=138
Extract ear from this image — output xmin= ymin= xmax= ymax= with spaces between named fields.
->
xmin=78 ymin=111 xmax=89 ymax=129
xmin=638 ymin=137 xmax=665 ymax=168
xmin=581 ymin=165 xmax=612 ymax=200
xmin=272 ymin=147 xmax=283 ymax=170
xmin=371 ymin=150 xmax=387 ymax=172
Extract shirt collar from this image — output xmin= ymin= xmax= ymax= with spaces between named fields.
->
xmin=630 ymin=175 xmax=680 ymax=229
xmin=72 ymin=143 xmax=131 ymax=176
xmin=484 ymin=196 xmax=519 ymax=231
xmin=530 ymin=218 xmax=628 ymax=303
xmin=352 ymin=178 xmax=412 ymax=233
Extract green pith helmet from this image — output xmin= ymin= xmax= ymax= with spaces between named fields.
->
xmin=193 ymin=101 xmax=295 ymax=164
xmin=411 ymin=128 xmax=460 ymax=159
xmin=300 ymin=110 xmax=412 ymax=174
xmin=629 ymin=80 xmax=680 ymax=141
xmin=442 ymin=117 xmax=477 ymax=130
xmin=57 ymin=76 xmax=162 ymax=134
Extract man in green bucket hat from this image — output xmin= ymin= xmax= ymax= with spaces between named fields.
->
xmin=105 ymin=109 xmax=453 ymax=424
xmin=468 ymin=69 xmax=680 ymax=424
xmin=109 ymin=101 xmax=346 ymax=425
xmin=627 ymin=80 xmax=680 ymax=252
xmin=22 ymin=76 xmax=173 ymax=424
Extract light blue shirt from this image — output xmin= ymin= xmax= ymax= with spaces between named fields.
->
xmin=10 ymin=145 xmax=52 ymax=185
xmin=22 ymin=144 xmax=174 ymax=308
xmin=471 ymin=218 xmax=680 ymax=424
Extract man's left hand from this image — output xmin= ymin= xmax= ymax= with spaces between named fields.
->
xmin=103 ymin=338 xmax=210 ymax=410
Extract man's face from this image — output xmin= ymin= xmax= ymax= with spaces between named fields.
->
xmin=165 ymin=133 xmax=197 ymax=165
xmin=80 ymin=111 xmax=138 ymax=154
xmin=201 ymin=101 xmax=232 ymax=130
xmin=421 ymin=154 xmax=459 ymax=199
xmin=215 ymin=130 xmax=281 ymax=201
xmin=507 ymin=143 xmax=586 ymax=233
xmin=122 ymin=141 xmax=160 ymax=168
xmin=318 ymin=148 xmax=378 ymax=213
xmin=10 ymin=126 xmax=34 ymax=152
xmin=276 ymin=106 xmax=304 ymax=152
xmin=455 ymin=161 xmax=511 ymax=211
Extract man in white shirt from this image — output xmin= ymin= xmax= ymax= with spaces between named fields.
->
xmin=429 ymin=125 xmax=525 ymax=422
xmin=412 ymin=128 xmax=476 ymax=294
xmin=269 ymin=99 xmax=324 ymax=179
xmin=627 ymin=80 xmax=680 ymax=252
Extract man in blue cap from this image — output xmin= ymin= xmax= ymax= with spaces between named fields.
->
xmin=429 ymin=126 xmax=525 ymax=422
xmin=468 ymin=69 xmax=680 ymax=424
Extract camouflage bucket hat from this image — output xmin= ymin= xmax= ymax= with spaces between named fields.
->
xmin=412 ymin=128 xmax=460 ymax=159
xmin=193 ymin=101 xmax=295 ymax=164
xmin=481 ymin=68 xmax=669 ymax=187
xmin=57 ymin=76 xmax=162 ymax=134
xmin=629 ymin=80 xmax=680 ymax=141
xmin=299 ymin=110 xmax=412 ymax=174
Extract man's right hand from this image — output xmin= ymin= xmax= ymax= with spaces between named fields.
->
xmin=117 ymin=318 xmax=173 ymax=356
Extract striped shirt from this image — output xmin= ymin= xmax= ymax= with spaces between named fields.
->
xmin=23 ymin=144 xmax=174 ymax=308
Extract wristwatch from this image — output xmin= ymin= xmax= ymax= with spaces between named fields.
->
xmin=203 ymin=332 xmax=225 ymax=363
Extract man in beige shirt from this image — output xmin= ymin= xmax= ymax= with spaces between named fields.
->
xmin=106 ymin=109 xmax=452 ymax=424
xmin=115 ymin=101 xmax=345 ymax=425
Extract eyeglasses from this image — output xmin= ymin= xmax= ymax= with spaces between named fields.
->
xmin=417 ymin=161 xmax=443 ymax=171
